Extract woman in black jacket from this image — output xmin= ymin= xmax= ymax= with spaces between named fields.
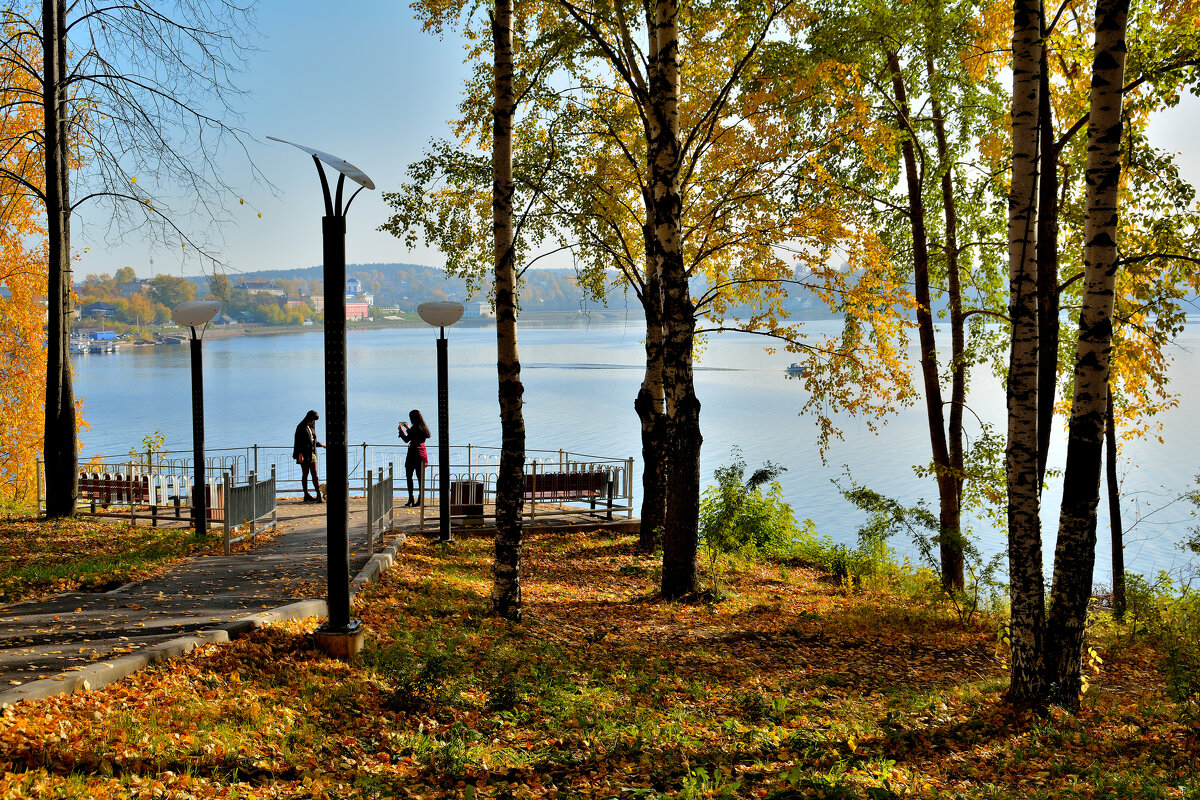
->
xmin=397 ymin=409 xmax=431 ymax=506
xmin=292 ymin=410 xmax=325 ymax=502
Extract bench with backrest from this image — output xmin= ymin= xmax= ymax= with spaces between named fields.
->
xmin=523 ymin=469 xmax=615 ymax=519
xmin=78 ymin=472 xmax=150 ymax=511
xmin=76 ymin=471 xmax=222 ymax=525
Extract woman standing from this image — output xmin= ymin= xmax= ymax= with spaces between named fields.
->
xmin=398 ymin=409 xmax=431 ymax=506
xmin=292 ymin=410 xmax=325 ymax=502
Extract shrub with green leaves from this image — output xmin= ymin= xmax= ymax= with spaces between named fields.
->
xmin=1125 ymin=572 xmax=1200 ymax=707
xmin=699 ymin=451 xmax=801 ymax=585
xmin=839 ymin=479 xmax=1004 ymax=621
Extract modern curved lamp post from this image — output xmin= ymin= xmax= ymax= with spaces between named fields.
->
xmin=171 ymin=300 xmax=221 ymax=537
xmin=268 ymin=136 xmax=374 ymax=658
xmin=417 ymin=301 xmax=464 ymax=544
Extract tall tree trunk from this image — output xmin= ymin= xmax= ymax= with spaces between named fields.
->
xmin=888 ymin=52 xmax=962 ymax=592
xmin=929 ymin=62 xmax=967 ymax=594
xmin=1106 ymin=384 xmax=1125 ymax=619
xmin=490 ymin=0 xmax=525 ymax=622
xmin=42 ymin=0 xmax=77 ymax=519
xmin=648 ymin=0 xmax=699 ymax=599
xmin=636 ymin=266 xmax=667 ymax=551
xmin=1005 ymin=0 xmax=1048 ymax=706
xmin=1046 ymin=0 xmax=1129 ymax=704
xmin=1036 ymin=41 xmax=1061 ymax=489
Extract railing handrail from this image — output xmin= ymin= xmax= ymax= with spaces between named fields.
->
xmin=78 ymin=443 xmax=630 ymax=463
xmin=47 ymin=443 xmax=636 ymax=522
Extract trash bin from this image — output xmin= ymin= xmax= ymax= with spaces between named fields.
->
xmin=450 ymin=480 xmax=485 ymax=526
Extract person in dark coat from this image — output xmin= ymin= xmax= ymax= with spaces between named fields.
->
xmin=293 ymin=410 xmax=325 ymax=502
xmin=397 ymin=409 xmax=431 ymax=506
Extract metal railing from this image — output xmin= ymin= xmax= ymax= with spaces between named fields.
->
xmin=365 ymin=463 xmax=395 ymax=555
xmin=222 ymin=467 xmax=278 ymax=554
xmin=41 ymin=444 xmax=636 ymax=525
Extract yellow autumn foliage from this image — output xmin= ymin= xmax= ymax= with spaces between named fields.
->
xmin=0 ymin=20 xmax=48 ymax=506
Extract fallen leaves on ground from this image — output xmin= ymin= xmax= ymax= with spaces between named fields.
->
xmin=0 ymin=529 xmax=1196 ymax=799
xmin=0 ymin=515 xmax=270 ymax=603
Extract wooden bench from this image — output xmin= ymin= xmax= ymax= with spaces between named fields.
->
xmin=523 ymin=470 xmax=614 ymax=519
xmin=76 ymin=472 xmax=221 ymax=525
xmin=78 ymin=473 xmax=149 ymax=511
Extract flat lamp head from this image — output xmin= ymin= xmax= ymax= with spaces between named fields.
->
xmin=417 ymin=301 xmax=465 ymax=328
xmin=266 ymin=136 xmax=375 ymax=189
xmin=172 ymin=300 xmax=221 ymax=328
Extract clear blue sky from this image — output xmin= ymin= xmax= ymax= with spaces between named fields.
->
xmin=85 ymin=0 xmax=472 ymax=280
xmin=79 ymin=2 xmax=1199 ymax=282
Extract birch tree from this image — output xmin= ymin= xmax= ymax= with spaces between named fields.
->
xmin=0 ymin=1 xmax=262 ymax=517
xmin=1004 ymin=0 xmax=1049 ymax=706
xmin=1044 ymin=0 xmax=1130 ymax=708
xmin=384 ymin=0 xmax=887 ymax=597
xmin=1001 ymin=0 xmax=1199 ymax=707
xmin=489 ymin=0 xmax=526 ymax=621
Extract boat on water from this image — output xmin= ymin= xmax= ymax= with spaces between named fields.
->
xmin=786 ymin=363 xmax=803 ymax=376
xmin=71 ymin=332 xmax=121 ymax=354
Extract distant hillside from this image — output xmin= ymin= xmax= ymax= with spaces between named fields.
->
xmin=204 ymin=262 xmax=834 ymax=316
xmin=206 ymin=263 xmax=602 ymax=313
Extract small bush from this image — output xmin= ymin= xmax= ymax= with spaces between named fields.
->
xmin=698 ymin=449 xmax=799 ymax=586
xmin=1125 ymin=572 xmax=1200 ymax=707
xmin=786 ymin=525 xmax=897 ymax=588
xmin=840 ymin=480 xmax=1004 ymax=621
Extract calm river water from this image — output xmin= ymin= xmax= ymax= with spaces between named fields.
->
xmin=72 ymin=316 xmax=1200 ymax=585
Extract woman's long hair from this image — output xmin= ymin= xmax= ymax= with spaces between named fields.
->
xmin=409 ymin=409 xmax=431 ymax=439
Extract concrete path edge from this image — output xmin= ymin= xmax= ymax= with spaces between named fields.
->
xmin=0 ymin=535 xmax=406 ymax=709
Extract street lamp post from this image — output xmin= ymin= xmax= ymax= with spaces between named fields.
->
xmin=269 ymin=136 xmax=374 ymax=659
xmin=417 ymin=301 xmax=465 ymax=544
xmin=171 ymin=300 xmax=221 ymax=537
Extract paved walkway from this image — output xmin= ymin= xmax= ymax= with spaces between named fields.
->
xmin=0 ymin=497 xmax=414 ymax=707
xmin=0 ymin=498 xmax=639 ymax=707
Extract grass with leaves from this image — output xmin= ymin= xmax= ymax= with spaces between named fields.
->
xmin=0 ymin=528 xmax=1196 ymax=799
xmin=0 ymin=515 xmax=228 ymax=603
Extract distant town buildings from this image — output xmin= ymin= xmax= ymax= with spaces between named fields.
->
xmin=82 ymin=301 xmax=117 ymax=319
xmin=345 ymin=277 xmax=373 ymax=308
xmin=119 ymin=278 xmax=149 ymax=298
xmin=463 ymin=301 xmax=493 ymax=319
xmin=234 ymin=280 xmax=286 ymax=297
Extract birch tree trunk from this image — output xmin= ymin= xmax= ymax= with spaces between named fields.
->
xmin=1046 ymin=0 xmax=1129 ymax=706
xmin=1005 ymin=0 xmax=1048 ymax=705
xmin=636 ymin=266 xmax=667 ymax=551
xmin=648 ymin=0 xmax=700 ymax=599
xmin=490 ymin=0 xmax=526 ymax=621
xmin=42 ymin=0 xmax=78 ymax=519
xmin=1035 ymin=42 xmax=1061 ymax=488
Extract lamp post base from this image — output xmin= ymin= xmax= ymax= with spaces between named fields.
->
xmin=314 ymin=619 xmax=365 ymax=660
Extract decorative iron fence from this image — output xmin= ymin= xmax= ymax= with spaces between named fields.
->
xmin=41 ymin=444 xmax=635 ymax=526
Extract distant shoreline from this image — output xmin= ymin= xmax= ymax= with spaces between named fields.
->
xmin=74 ymin=307 xmax=842 ymax=346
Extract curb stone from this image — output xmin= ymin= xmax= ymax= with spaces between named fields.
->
xmin=0 ymin=536 xmax=404 ymax=709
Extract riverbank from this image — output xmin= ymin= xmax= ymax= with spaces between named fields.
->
xmin=72 ymin=308 xmax=654 ymax=346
